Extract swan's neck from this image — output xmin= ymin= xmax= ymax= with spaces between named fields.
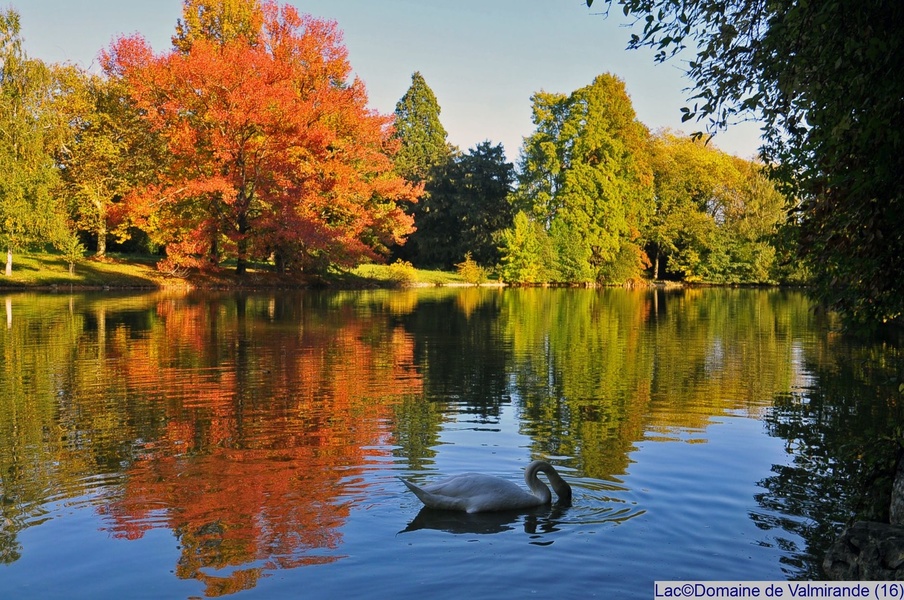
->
xmin=524 ymin=460 xmax=572 ymax=505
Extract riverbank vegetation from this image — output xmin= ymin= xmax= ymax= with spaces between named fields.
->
xmin=1 ymin=0 xmax=900 ymax=327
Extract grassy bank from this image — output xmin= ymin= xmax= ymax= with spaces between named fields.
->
xmin=0 ymin=252 xmax=468 ymax=290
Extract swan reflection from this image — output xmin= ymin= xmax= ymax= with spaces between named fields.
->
xmin=400 ymin=504 xmax=570 ymax=537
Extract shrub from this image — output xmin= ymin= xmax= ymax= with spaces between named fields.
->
xmin=456 ymin=253 xmax=488 ymax=284
xmin=386 ymin=259 xmax=417 ymax=286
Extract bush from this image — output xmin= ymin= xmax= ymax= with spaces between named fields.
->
xmin=456 ymin=253 xmax=488 ymax=284
xmin=386 ymin=259 xmax=417 ymax=286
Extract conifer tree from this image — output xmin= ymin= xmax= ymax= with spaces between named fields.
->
xmin=392 ymin=71 xmax=451 ymax=182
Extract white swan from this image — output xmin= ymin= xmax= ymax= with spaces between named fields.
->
xmin=399 ymin=460 xmax=572 ymax=513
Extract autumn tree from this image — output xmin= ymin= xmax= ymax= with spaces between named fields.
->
xmin=173 ymin=0 xmax=263 ymax=51
xmin=590 ymin=0 xmax=904 ymax=325
xmin=0 ymin=9 xmax=67 ymax=275
xmin=104 ymin=0 xmax=418 ymax=275
xmin=54 ymin=67 xmax=163 ymax=257
xmin=512 ymin=73 xmax=653 ymax=283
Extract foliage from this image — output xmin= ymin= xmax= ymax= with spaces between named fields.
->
xmin=498 ymin=211 xmax=555 ymax=284
xmin=406 ymin=141 xmax=515 ymax=269
xmin=103 ymin=0 xmax=418 ymax=276
xmin=173 ymin=0 xmax=263 ymax=51
xmin=0 ymin=9 xmax=67 ymax=275
xmin=392 ymin=71 xmax=452 ymax=183
xmin=647 ymin=132 xmax=787 ymax=283
xmin=455 ymin=252 xmax=488 ymax=285
xmin=591 ymin=0 xmax=904 ymax=326
xmin=511 ymin=73 xmax=653 ymax=283
xmin=54 ymin=67 xmax=163 ymax=257
xmin=385 ymin=259 xmax=417 ymax=286
xmin=389 ymin=71 xmax=450 ymax=264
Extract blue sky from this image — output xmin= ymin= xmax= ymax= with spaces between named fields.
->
xmin=15 ymin=0 xmax=763 ymax=162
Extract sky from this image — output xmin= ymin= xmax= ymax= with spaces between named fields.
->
xmin=14 ymin=0 xmax=764 ymax=163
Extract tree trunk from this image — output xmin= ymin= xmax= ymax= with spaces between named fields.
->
xmin=95 ymin=197 xmax=107 ymax=258
xmin=653 ymin=249 xmax=660 ymax=280
xmin=5 ymin=248 xmax=11 ymax=276
xmin=234 ymin=200 xmax=250 ymax=276
xmin=97 ymin=221 xmax=107 ymax=257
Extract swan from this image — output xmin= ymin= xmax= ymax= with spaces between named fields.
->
xmin=399 ymin=460 xmax=572 ymax=513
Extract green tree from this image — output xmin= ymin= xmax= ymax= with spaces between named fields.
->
xmin=390 ymin=71 xmax=452 ymax=264
xmin=392 ymin=71 xmax=452 ymax=183
xmin=0 ymin=9 xmax=64 ymax=275
xmin=516 ymin=73 xmax=653 ymax=283
xmin=499 ymin=211 xmax=554 ymax=284
xmin=590 ymin=0 xmax=904 ymax=325
xmin=647 ymin=132 xmax=786 ymax=283
xmin=409 ymin=141 xmax=515 ymax=268
xmin=455 ymin=142 xmax=515 ymax=266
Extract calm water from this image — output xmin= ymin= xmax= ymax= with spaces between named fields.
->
xmin=1 ymin=288 xmax=902 ymax=599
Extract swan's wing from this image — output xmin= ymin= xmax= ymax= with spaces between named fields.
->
xmin=399 ymin=477 xmax=470 ymax=511
xmin=400 ymin=473 xmax=541 ymax=513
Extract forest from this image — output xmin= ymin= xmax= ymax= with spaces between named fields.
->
xmin=6 ymin=0 xmax=898 ymax=326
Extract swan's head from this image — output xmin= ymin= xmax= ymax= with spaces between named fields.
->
xmin=555 ymin=482 xmax=572 ymax=506
xmin=529 ymin=460 xmax=573 ymax=506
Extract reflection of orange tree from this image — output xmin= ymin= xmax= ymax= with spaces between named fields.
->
xmin=97 ymin=295 xmax=422 ymax=597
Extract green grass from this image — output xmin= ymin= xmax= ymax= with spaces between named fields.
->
xmin=0 ymin=252 xmax=163 ymax=289
xmin=0 ymin=252 xmax=472 ymax=290
xmin=347 ymin=262 xmax=467 ymax=286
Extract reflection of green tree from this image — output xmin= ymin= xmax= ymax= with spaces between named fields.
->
xmin=390 ymin=288 xmax=512 ymax=468
xmin=0 ymin=293 xmax=153 ymax=564
xmin=756 ymin=334 xmax=904 ymax=579
xmin=502 ymin=288 xmax=815 ymax=480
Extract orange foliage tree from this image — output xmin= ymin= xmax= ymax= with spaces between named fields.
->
xmin=103 ymin=1 xmax=419 ymax=275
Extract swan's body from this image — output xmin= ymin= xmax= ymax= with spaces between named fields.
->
xmin=399 ymin=460 xmax=572 ymax=513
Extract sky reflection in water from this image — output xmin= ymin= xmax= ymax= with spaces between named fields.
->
xmin=1 ymin=288 xmax=900 ymax=599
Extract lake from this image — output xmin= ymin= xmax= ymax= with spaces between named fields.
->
xmin=1 ymin=287 xmax=901 ymax=599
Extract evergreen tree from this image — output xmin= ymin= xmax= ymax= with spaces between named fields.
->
xmin=392 ymin=71 xmax=451 ymax=183
xmin=451 ymin=141 xmax=515 ymax=267
xmin=405 ymin=142 xmax=514 ymax=269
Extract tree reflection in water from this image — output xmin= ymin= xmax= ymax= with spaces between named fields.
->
xmin=756 ymin=332 xmax=904 ymax=579
xmin=1 ymin=289 xmax=902 ymax=593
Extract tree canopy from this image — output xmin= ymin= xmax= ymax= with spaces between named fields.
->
xmin=591 ymin=0 xmax=904 ymax=325
xmin=647 ymin=132 xmax=787 ymax=283
xmin=104 ymin=0 xmax=418 ymax=275
xmin=0 ymin=9 xmax=69 ymax=275
xmin=509 ymin=73 xmax=653 ymax=283
xmin=392 ymin=71 xmax=452 ymax=183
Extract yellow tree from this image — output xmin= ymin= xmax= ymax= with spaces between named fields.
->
xmin=647 ymin=131 xmax=786 ymax=282
xmin=55 ymin=67 xmax=162 ymax=257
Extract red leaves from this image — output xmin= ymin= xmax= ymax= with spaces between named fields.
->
xmin=106 ymin=1 xmax=417 ymax=274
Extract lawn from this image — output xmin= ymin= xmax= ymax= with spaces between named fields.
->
xmin=0 ymin=252 xmax=471 ymax=290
